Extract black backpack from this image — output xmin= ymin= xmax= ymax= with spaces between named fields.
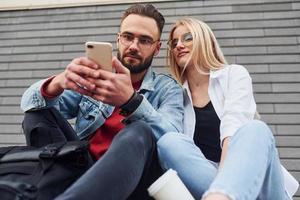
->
xmin=0 ymin=141 xmax=91 ymax=200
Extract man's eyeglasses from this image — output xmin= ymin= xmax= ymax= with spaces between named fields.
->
xmin=168 ymin=32 xmax=193 ymax=50
xmin=118 ymin=33 xmax=158 ymax=49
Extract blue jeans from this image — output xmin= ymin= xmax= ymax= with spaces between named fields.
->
xmin=157 ymin=120 xmax=288 ymax=200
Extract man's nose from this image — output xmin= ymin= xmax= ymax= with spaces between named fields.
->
xmin=129 ymin=38 xmax=139 ymax=50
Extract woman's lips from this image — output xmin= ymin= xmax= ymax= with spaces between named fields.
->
xmin=177 ymin=51 xmax=188 ymax=58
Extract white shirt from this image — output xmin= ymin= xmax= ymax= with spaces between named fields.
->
xmin=183 ymin=64 xmax=256 ymax=143
xmin=182 ymin=64 xmax=299 ymax=198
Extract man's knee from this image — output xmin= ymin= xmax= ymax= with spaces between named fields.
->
xmin=115 ymin=121 xmax=156 ymax=152
xmin=22 ymin=107 xmax=69 ymax=147
xmin=23 ymin=107 xmax=56 ymax=127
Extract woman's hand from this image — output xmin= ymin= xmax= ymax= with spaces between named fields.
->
xmin=219 ymin=137 xmax=230 ymax=168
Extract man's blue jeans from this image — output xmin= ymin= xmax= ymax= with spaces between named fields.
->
xmin=23 ymin=107 xmax=162 ymax=200
xmin=157 ymin=120 xmax=288 ymax=200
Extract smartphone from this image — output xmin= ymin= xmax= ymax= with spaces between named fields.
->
xmin=85 ymin=41 xmax=113 ymax=72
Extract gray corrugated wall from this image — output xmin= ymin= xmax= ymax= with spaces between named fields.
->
xmin=0 ymin=0 xmax=299 ymax=197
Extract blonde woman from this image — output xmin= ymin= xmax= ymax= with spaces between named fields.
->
xmin=157 ymin=18 xmax=298 ymax=200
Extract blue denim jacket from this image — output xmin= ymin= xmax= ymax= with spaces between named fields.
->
xmin=21 ymin=68 xmax=184 ymax=140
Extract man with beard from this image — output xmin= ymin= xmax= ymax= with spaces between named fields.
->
xmin=20 ymin=4 xmax=183 ymax=200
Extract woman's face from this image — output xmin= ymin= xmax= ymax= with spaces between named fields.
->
xmin=169 ymin=25 xmax=193 ymax=69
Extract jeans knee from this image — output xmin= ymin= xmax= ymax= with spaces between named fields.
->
xmin=236 ymin=120 xmax=275 ymax=147
xmin=118 ymin=121 xmax=155 ymax=151
xmin=158 ymin=132 xmax=183 ymax=153
xmin=251 ymin=120 xmax=274 ymax=140
xmin=23 ymin=107 xmax=60 ymax=128
xmin=157 ymin=133 xmax=189 ymax=164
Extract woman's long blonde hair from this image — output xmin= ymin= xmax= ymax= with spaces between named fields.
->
xmin=167 ymin=18 xmax=227 ymax=84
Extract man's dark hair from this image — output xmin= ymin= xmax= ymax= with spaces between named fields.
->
xmin=121 ymin=4 xmax=165 ymax=36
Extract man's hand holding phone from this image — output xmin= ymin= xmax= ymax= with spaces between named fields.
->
xmin=43 ymin=57 xmax=99 ymax=97
xmin=50 ymin=41 xmax=114 ymax=97
xmin=90 ymin=57 xmax=134 ymax=107
xmin=45 ymin=41 xmax=134 ymax=107
xmin=84 ymin=41 xmax=135 ymax=107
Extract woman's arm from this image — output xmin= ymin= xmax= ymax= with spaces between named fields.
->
xmin=220 ymin=65 xmax=256 ymax=143
xmin=219 ymin=137 xmax=230 ymax=168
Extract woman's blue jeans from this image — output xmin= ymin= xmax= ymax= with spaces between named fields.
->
xmin=157 ymin=120 xmax=288 ymax=200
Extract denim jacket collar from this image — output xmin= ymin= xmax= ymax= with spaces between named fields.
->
xmin=139 ymin=68 xmax=155 ymax=92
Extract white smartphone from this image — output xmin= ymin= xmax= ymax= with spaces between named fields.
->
xmin=85 ymin=41 xmax=113 ymax=72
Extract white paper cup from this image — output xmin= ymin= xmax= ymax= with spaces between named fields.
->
xmin=148 ymin=169 xmax=195 ymax=200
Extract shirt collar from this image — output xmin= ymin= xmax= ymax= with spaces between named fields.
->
xmin=210 ymin=65 xmax=227 ymax=79
xmin=182 ymin=67 xmax=223 ymax=97
xmin=182 ymin=68 xmax=220 ymax=89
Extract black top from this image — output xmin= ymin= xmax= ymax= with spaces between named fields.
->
xmin=193 ymin=101 xmax=221 ymax=162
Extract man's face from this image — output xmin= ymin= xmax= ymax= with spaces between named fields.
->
xmin=117 ymin=14 xmax=161 ymax=74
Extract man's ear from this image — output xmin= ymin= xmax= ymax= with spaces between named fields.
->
xmin=116 ymin=36 xmax=119 ymax=49
xmin=154 ymin=41 xmax=161 ymax=56
xmin=116 ymin=32 xmax=122 ymax=49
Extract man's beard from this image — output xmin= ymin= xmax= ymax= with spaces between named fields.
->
xmin=117 ymin=50 xmax=154 ymax=74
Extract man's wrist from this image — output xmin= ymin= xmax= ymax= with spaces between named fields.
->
xmin=41 ymin=76 xmax=59 ymax=99
xmin=120 ymin=91 xmax=143 ymax=116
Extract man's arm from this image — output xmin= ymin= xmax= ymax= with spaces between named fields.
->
xmin=123 ymin=82 xmax=184 ymax=139
xmin=87 ymin=57 xmax=184 ymax=139
xmin=21 ymin=57 xmax=101 ymax=112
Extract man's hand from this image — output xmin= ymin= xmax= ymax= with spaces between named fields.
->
xmin=90 ymin=57 xmax=135 ymax=107
xmin=45 ymin=57 xmax=99 ymax=97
